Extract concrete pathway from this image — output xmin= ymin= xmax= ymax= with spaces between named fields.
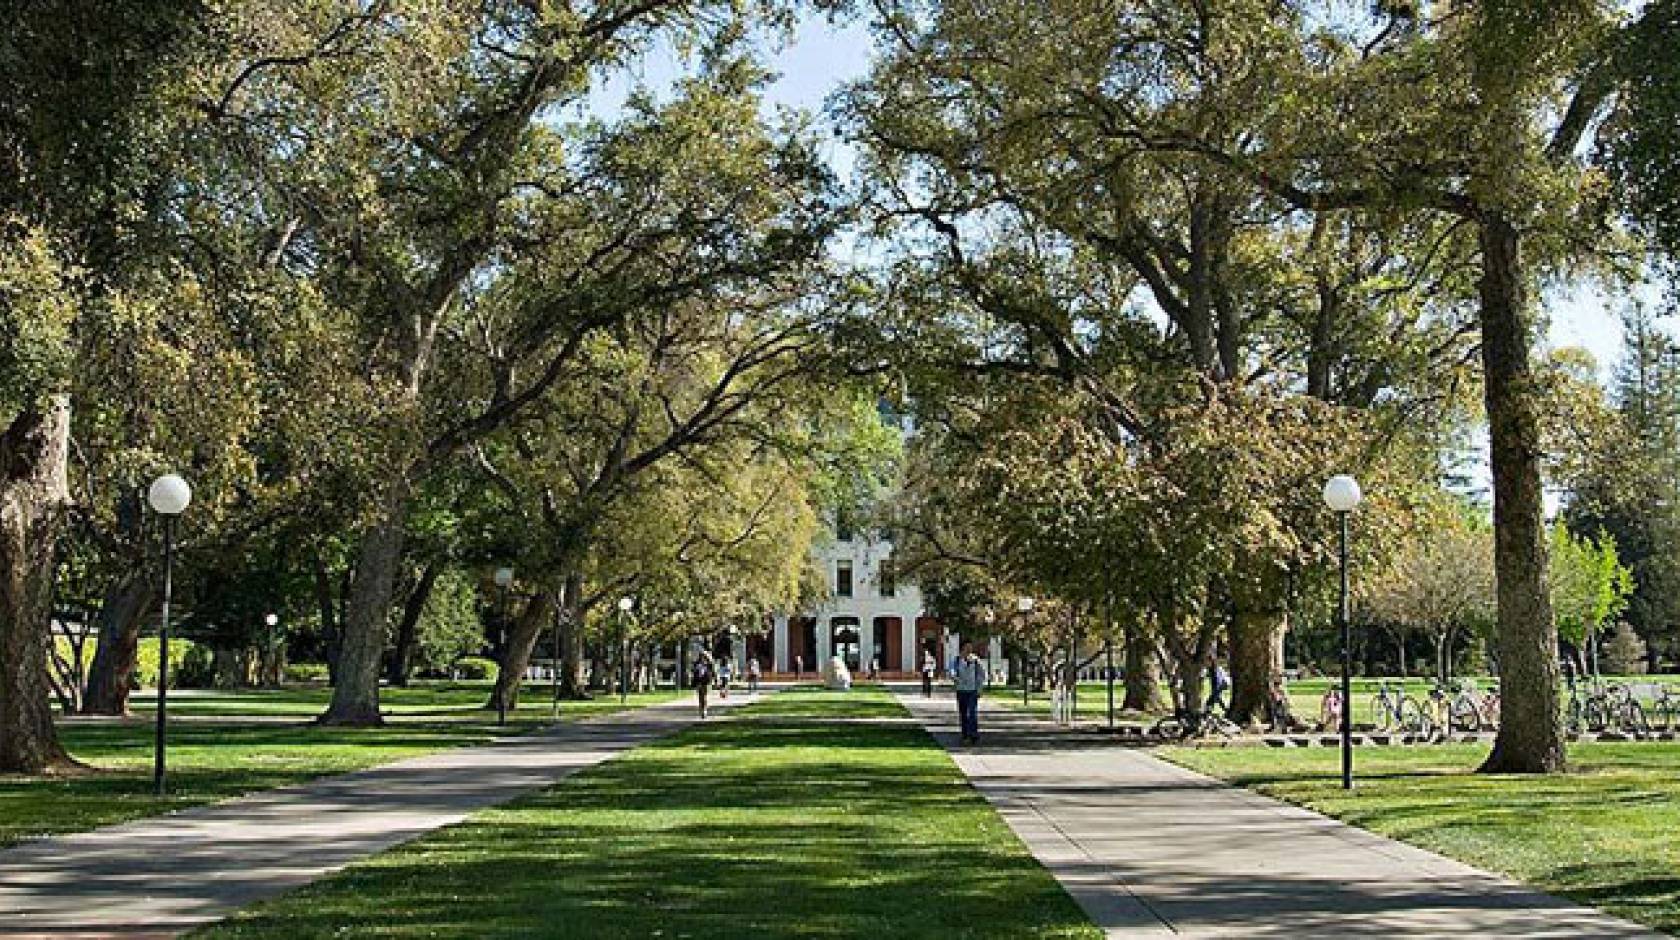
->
xmin=897 ymin=689 xmax=1659 ymax=938
xmin=0 ymin=692 xmax=753 ymax=939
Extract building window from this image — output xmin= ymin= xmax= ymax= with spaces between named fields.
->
xmin=878 ymin=560 xmax=896 ymax=598
xmin=835 ymin=509 xmax=854 ymax=542
xmin=836 ymin=559 xmax=853 ymax=598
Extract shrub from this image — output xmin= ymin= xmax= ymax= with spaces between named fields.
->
xmin=453 ymin=656 xmax=499 ymax=682
xmin=175 ymin=644 xmax=216 ymax=689
xmin=134 ymin=637 xmax=198 ymax=689
xmin=1602 ymin=623 xmax=1650 ymax=675
xmin=284 ymin=662 xmax=330 ymax=683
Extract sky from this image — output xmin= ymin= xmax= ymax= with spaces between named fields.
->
xmin=604 ymin=13 xmax=1671 ymax=384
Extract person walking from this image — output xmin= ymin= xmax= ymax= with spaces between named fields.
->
xmin=718 ymin=658 xmax=734 ymax=699
xmin=952 ymin=643 xmax=988 ymax=745
xmin=691 ymin=651 xmax=716 ymax=719
xmin=920 ymin=651 xmax=935 ymax=698
xmin=746 ymin=656 xmax=761 ymax=694
xmin=1206 ymin=658 xmax=1231 ymax=714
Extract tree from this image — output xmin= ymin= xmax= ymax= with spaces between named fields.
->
xmin=203 ymin=7 xmax=836 ymax=724
xmin=1562 ymin=304 xmax=1680 ymax=667
xmin=1549 ymin=526 xmax=1633 ymax=676
xmin=1361 ymin=515 xmax=1496 ymax=684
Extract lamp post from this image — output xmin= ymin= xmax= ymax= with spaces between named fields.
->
xmin=147 ymin=473 xmax=191 ymax=797
xmin=1323 ymin=474 xmax=1363 ymax=790
xmin=264 ymin=613 xmax=280 ymax=687
xmin=672 ymin=611 xmax=686 ymax=691
xmin=493 ymin=567 xmax=514 ymax=727
xmin=617 ymin=596 xmax=634 ymax=705
xmin=551 ymin=599 xmax=563 ymax=719
xmin=1017 ymin=596 xmax=1035 ymax=706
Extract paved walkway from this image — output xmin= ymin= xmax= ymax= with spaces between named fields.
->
xmin=896 ymin=689 xmax=1658 ymax=938
xmin=0 ymin=692 xmax=750 ymax=939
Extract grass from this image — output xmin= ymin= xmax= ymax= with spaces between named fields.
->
xmin=195 ymin=686 xmax=1100 ymax=940
xmin=126 ymin=680 xmax=676 ymax=721
xmin=0 ymin=684 xmax=681 ymax=849
xmin=1162 ymin=741 xmax=1680 ymax=933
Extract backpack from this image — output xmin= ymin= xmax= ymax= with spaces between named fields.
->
xmin=691 ymin=660 xmax=713 ymax=685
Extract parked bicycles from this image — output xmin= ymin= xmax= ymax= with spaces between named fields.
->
xmin=1420 ymin=681 xmax=1491 ymax=734
xmin=1646 ymin=684 xmax=1680 ymax=731
xmin=1565 ymin=680 xmax=1650 ymax=735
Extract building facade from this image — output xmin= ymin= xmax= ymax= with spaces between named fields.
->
xmin=762 ymin=530 xmax=1003 ymax=678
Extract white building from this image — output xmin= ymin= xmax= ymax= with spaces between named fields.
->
xmin=760 ymin=526 xmax=1003 ymax=679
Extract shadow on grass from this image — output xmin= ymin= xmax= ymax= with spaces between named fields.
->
xmin=199 ymin=690 xmax=1099 ymax=940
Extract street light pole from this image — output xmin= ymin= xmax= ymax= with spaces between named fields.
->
xmin=551 ymin=600 xmax=563 ymax=719
xmin=493 ymin=567 xmax=514 ymax=727
xmin=1323 ymin=474 xmax=1363 ymax=791
xmin=617 ymin=596 xmax=634 ymax=706
xmin=147 ymin=473 xmax=191 ymax=798
xmin=1106 ymin=639 xmax=1116 ymax=731
xmin=1017 ymin=596 xmax=1035 ymax=707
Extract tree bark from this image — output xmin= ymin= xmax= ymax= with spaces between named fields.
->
xmin=487 ymin=590 xmax=557 ymax=713
xmin=318 ymin=488 xmax=410 ymax=726
xmin=81 ymin=574 xmax=155 ymax=715
xmin=557 ymin=572 xmax=589 ymax=698
xmin=386 ymin=561 xmax=439 ymax=687
xmin=1476 ymin=214 xmax=1566 ymax=774
xmin=1121 ymin=619 xmax=1163 ymax=711
xmin=0 ymin=396 xmax=77 ymax=773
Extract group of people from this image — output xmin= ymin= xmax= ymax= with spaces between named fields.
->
xmin=686 ymin=642 xmax=996 ymax=747
xmin=689 ymin=651 xmax=763 ymax=719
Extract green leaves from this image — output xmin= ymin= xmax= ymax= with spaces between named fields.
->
xmin=0 ymin=220 xmax=75 ymax=411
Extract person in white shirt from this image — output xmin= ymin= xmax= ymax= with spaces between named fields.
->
xmin=952 ymin=643 xmax=989 ymax=745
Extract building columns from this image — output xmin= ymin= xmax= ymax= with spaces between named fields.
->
xmin=772 ymin=613 xmax=789 ymax=673
xmin=817 ymin=617 xmax=832 ymax=668
xmin=859 ymin=617 xmax=875 ymax=673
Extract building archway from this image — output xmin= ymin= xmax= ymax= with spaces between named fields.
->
xmin=873 ymin=616 xmax=903 ymax=673
xmin=831 ymin=616 xmax=861 ymax=671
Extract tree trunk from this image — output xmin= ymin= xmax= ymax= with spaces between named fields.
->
xmin=0 ymin=396 xmax=77 ymax=773
xmin=318 ymin=488 xmax=410 ymax=726
xmin=1228 ymin=607 xmax=1288 ymax=725
xmin=212 ymin=647 xmax=253 ymax=689
xmin=488 ymin=590 xmax=557 ymax=713
xmin=313 ymin=556 xmax=340 ymax=686
xmin=386 ymin=561 xmax=439 ymax=687
xmin=1121 ymin=620 xmax=1162 ymax=711
xmin=81 ymin=574 xmax=155 ymax=715
xmin=1476 ymin=214 xmax=1565 ymax=774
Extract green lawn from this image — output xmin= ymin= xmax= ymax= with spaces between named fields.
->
xmin=127 ymin=680 xmax=675 ymax=721
xmin=1162 ymin=741 xmax=1680 ymax=933
xmin=1 ymin=684 xmax=681 ymax=848
xmin=195 ymin=687 xmax=1099 ymax=940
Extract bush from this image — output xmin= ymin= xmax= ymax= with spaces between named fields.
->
xmin=134 ymin=637 xmax=198 ymax=689
xmin=175 ymin=644 xmax=216 ymax=689
xmin=1602 ymin=623 xmax=1650 ymax=675
xmin=453 ymin=656 xmax=499 ymax=682
xmin=284 ymin=662 xmax=330 ymax=683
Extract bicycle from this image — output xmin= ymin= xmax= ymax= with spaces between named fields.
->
xmin=1421 ymin=680 xmax=1486 ymax=734
xmin=1647 ymin=684 xmax=1680 ymax=731
xmin=1151 ymin=706 xmax=1240 ymax=742
xmin=1369 ymin=680 xmax=1429 ymax=734
xmin=1319 ymin=687 xmax=1343 ymax=731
